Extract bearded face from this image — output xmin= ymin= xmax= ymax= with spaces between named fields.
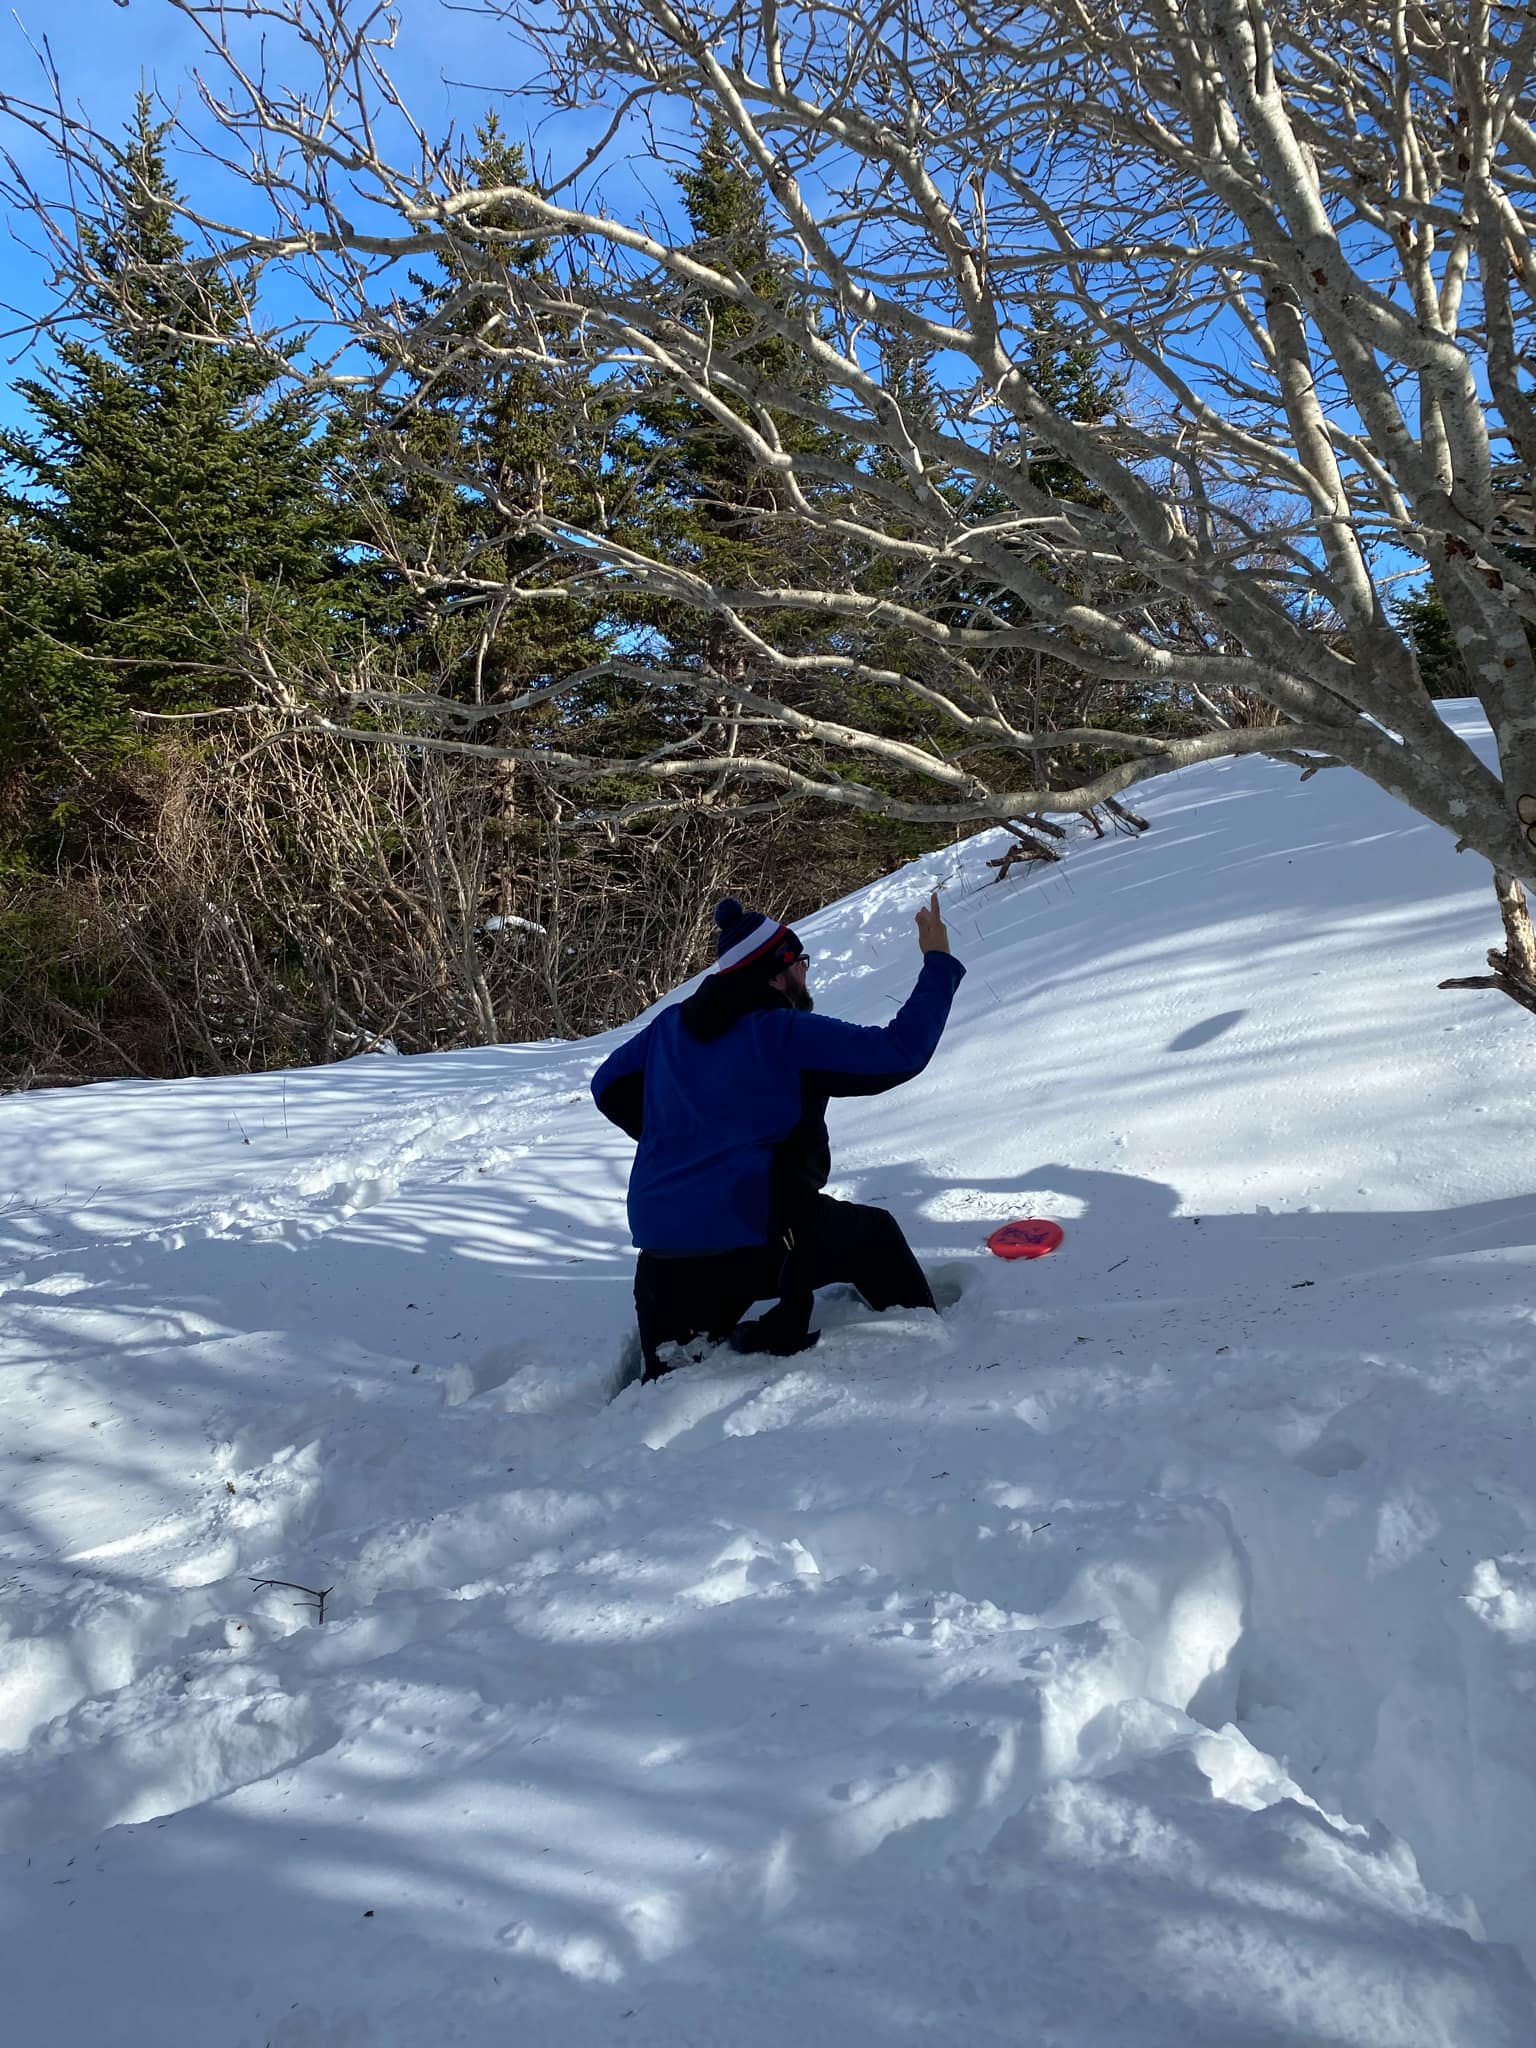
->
xmin=773 ymin=954 xmax=813 ymax=1011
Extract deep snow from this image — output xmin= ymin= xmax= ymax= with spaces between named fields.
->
xmin=4 ymin=705 xmax=1536 ymax=2045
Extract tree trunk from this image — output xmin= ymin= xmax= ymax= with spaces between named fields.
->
xmin=1438 ymin=871 xmax=1536 ymax=1018
xmin=987 ymin=828 xmax=1062 ymax=879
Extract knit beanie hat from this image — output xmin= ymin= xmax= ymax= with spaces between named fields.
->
xmin=712 ymin=897 xmax=804 ymax=977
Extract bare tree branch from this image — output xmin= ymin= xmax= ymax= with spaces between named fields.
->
xmin=5 ymin=0 xmax=1536 ymax=873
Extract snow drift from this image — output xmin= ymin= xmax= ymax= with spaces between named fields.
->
xmin=3 ymin=704 xmax=1536 ymax=2045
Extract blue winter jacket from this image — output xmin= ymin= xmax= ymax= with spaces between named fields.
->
xmin=590 ymin=950 xmax=966 ymax=1253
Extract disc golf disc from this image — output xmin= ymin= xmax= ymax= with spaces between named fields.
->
xmin=986 ymin=1217 xmax=1065 ymax=1261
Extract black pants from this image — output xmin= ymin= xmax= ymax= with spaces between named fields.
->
xmin=633 ymin=1194 xmax=936 ymax=1380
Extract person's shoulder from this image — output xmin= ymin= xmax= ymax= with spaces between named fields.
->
xmin=750 ymin=1004 xmax=803 ymax=1039
xmin=784 ymin=1001 xmax=847 ymax=1024
xmin=780 ymin=1007 xmax=856 ymax=1046
xmin=730 ymin=1004 xmax=809 ymax=1055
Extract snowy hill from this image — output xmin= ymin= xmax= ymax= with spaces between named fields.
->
xmin=5 ymin=703 xmax=1536 ymax=2046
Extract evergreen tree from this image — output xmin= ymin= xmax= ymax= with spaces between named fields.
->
xmin=604 ymin=131 xmax=1137 ymax=859
xmin=331 ymin=116 xmax=662 ymax=976
xmin=0 ymin=97 xmax=348 ymax=825
xmin=337 ymin=115 xmax=613 ymax=706
xmin=624 ymin=113 xmax=838 ymax=696
xmin=1394 ymin=585 xmax=1469 ymax=700
xmin=842 ymin=305 xmax=1145 ymax=816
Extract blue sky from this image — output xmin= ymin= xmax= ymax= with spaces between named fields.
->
xmin=0 ymin=0 xmax=1427 ymax=612
xmin=1 ymin=0 xmax=529 ymax=188
xmin=0 ymin=0 xmax=651 ymax=428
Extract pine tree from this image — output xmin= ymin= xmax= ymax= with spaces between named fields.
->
xmin=826 ymin=304 xmax=1139 ymax=824
xmin=330 ymin=116 xmax=659 ymax=997
xmin=624 ymin=114 xmax=837 ymax=694
xmin=630 ymin=144 xmax=1141 ymax=835
xmin=0 ymin=96 xmax=348 ymax=823
xmin=336 ymin=115 xmax=612 ymax=705
xmin=1394 ymin=586 xmax=1469 ymax=699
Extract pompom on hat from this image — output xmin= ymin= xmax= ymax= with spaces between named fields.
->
xmin=712 ymin=897 xmax=804 ymax=977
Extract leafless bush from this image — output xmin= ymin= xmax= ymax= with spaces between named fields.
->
xmin=0 ymin=716 xmax=922 ymax=1087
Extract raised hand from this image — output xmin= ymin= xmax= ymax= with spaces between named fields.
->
xmin=914 ymin=890 xmax=950 ymax=955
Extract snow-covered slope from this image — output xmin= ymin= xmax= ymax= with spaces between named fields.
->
xmin=5 ymin=705 xmax=1536 ymax=2046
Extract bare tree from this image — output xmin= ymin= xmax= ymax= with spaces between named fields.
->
xmin=7 ymin=0 xmax=1536 ymax=991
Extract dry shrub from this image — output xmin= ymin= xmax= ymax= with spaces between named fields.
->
xmin=0 ymin=721 xmax=940 ymax=1087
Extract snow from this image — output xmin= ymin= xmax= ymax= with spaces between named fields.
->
xmin=4 ymin=700 xmax=1536 ymax=2044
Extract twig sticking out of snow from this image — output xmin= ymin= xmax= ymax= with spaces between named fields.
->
xmin=250 ymin=1576 xmax=334 ymax=1624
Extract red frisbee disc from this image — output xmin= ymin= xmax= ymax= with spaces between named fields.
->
xmin=986 ymin=1217 xmax=1065 ymax=1261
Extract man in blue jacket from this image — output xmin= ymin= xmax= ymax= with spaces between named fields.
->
xmin=591 ymin=891 xmax=966 ymax=1379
